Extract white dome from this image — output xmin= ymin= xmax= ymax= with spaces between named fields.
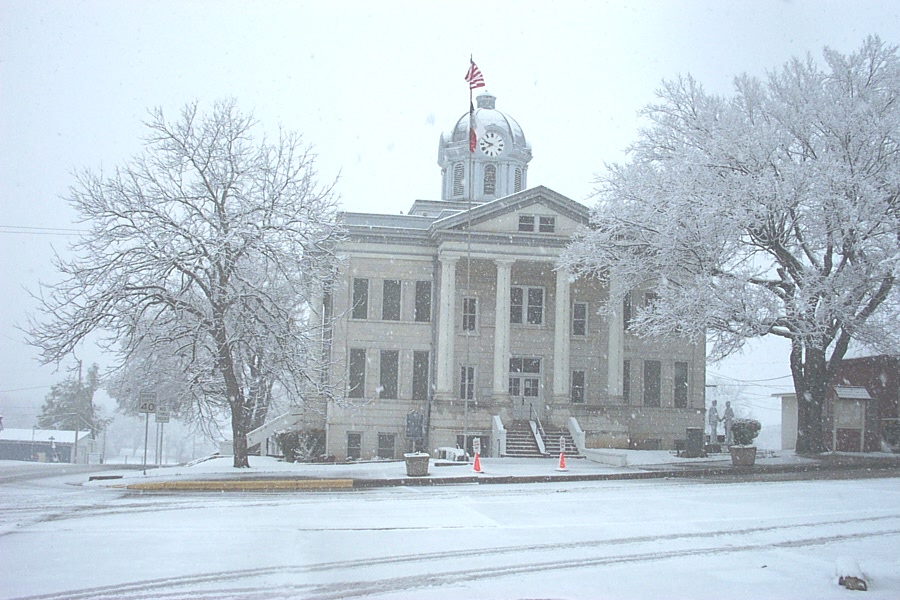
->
xmin=449 ymin=92 xmax=529 ymax=149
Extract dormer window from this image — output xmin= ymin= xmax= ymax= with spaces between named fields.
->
xmin=483 ymin=164 xmax=496 ymax=195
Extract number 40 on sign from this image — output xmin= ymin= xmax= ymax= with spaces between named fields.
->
xmin=138 ymin=391 xmax=157 ymax=414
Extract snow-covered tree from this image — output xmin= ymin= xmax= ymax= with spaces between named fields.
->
xmin=37 ymin=362 xmax=105 ymax=438
xmin=563 ymin=36 xmax=900 ymax=454
xmin=27 ymin=99 xmax=343 ymax=467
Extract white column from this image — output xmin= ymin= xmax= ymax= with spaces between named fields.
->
xmin=493 ymin=259 xmax=514 ymax=397
xmin=607 ymin=275 xmax=624 ymax=398
xmin=435 ymin=256 xmax=458 ymax=395
xmin=552 ymin=267 xmax=571 ymax=400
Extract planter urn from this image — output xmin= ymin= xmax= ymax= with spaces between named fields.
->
xmin=403 ymin=452 xmax=430 ymax=477
xmin=730 ymin=445 xmax=757 ymax=467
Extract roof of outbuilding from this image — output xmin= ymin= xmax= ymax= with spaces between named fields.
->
xmin=831 ymin=386 xmax=873 ymax=400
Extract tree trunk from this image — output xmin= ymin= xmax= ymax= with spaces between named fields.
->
xmin=215 ymin=325 xmax=251 ymax=468
xmin=231 ymin=402 xmax=251 ymax=468
xmin=791 ymin=339 xmax=828 ymax=454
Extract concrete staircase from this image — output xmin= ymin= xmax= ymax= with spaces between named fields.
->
xmin=542 ymin=425 xmax=581 ymax=458
xmin=504 ymin=421 xmax=545 ymax=458
xmin=504 ymin=421 xmax=581 ymax=458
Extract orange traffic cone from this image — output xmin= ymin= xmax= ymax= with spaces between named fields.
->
xmin=472 ymin=452 xmax=483 ymax=473
xmin=556 ymin=451 xmax=568 ymax=471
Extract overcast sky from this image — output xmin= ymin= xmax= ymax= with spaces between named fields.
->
xmin=2 ymin=0 xmax=899 ymax=427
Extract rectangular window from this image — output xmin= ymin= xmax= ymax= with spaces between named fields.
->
xmin=377 ymin=433 xmax=395 ymax=459
xmin=674 ymin=361 xmax=689 ymax=408
xmin=462 ymin=297 xmax=477 ymax=331
xmin=518 ymin=215 xmax=535 ymax=232
xmin=510 ymin=286 xmax=544 ymax=325
xmin=379 ymin=350 xmax=399 ymax=399
xmin=527 ymin=287 xmax=544 ymax=324
xmin=623 ymin=360 xmax=631 ymax=404
xmin=623 ymin=293 xmax=632 ymax=330
xmin=352 ymin=278 xmax=369 ymax=320
xmin=509 ymin=358 xmax=541 ymax=399
xmin=510 ymin=286 xmax=523 ymax=323
xmin=643 ymin=360 xmax=661 ymax=407
xmin=413 ymin=351 xmax=429 ymax=401
xmin=539 ymin=216 xmax=556 ymax=233
xmin=572 ymin=302 xmax=587 ymax=336
xmin=460 ymin=365 xmax=475 ymax=400
xmin=510 ymin=357 xmax=541 ymax=373
xmin=571 ymin=370 xmax=585 ymax=403
xmin=347 ymin=432 xmax=361 ymax=460
xmin=414 ymin=281 xmax=432 ymax=322
xmin=382 ymin=279 xmax=401 ymax=321
xmin=644 ymin=291 xmax=659 ymax=309
xmin=349 ymin=348 xmax=366 ymax=398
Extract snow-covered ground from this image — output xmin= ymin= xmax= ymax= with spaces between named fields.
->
xmin=82 ymin=448 xmax=817 ymax=486
xmin=1 ymin=458 xmax=898 ymax=599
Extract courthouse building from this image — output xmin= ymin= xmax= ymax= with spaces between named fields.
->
xmin=251 ymin=92 xmax=705 ymax=460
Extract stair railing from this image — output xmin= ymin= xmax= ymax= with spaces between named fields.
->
xmin=529 ymin=403 xmax=546 ymax=439
xmin=529 ymin=404 xmax=547 ymax=454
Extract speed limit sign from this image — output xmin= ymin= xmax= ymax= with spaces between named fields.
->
xmin=138 ymin=391 xmax=157 ymax=414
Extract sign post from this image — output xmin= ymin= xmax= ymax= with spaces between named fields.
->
xmin=138 ymin=391 xmax=157 ymax=475
xmin=155 ymin=405 xmax=170 ymax=466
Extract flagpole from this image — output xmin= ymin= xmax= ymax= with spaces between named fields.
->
xmin=462 ymin=56 xmax=486 ymax=461
xmin=464 ymin=55 xmax=473 ymax=458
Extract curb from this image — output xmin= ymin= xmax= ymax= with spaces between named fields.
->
xmin=119 ymin=459 xmax=900 ymax=492
xmin=125 ymin=478 xmax=355 ymax=491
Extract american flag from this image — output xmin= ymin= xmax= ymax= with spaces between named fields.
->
xmin=465 ymin=60 xmax=485 ymax=89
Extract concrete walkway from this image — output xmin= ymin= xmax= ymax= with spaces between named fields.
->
xmin=92 ymin=451 xmax=900 ymax=492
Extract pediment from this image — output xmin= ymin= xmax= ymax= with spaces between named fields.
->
xmin=430 ymin=186 xmax=589 ymax=238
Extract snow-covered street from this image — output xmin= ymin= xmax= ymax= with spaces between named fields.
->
xmin=1 ymin=461 xmax=898 ymax=599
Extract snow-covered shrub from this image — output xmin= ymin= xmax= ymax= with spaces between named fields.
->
xmin=731 ymin=419 xmax=761 ymax=446
xmin=275 ymin=430 xmax=302 ymax=462
xmin=275 ymin=429 xmax=325 ymax=462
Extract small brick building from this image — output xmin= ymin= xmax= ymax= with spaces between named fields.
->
xmin=833 ymin=355 xmax=900 ymax=452
xmin=780 ymin=355 xmax=900 ymax=452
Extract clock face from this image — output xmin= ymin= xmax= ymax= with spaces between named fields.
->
xmin=479 ymin=131 xmax=505 ymax=157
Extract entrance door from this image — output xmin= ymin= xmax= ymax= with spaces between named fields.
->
xmin=509 ymin=357 xmax=542 ymax=421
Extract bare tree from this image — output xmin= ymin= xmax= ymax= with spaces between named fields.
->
xmin=27 ymin=99 xmax=342 ymax=467
xmin=563 ymin=37 xmax=900 ymax=453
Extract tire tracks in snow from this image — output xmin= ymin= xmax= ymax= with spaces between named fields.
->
xmin=9 ymin=513 xmax=900 ymax=600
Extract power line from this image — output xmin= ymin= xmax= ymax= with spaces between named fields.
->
xmin=0 ymin=225 xmax=85 ymax=236
xmin=707 ymin=370 xmax=793 ymax=384
xmin=0 ymin=384 xmax=54 ymax=393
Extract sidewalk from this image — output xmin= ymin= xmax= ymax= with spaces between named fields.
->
xmin=91 ymin=450 xmax=900 ymax=492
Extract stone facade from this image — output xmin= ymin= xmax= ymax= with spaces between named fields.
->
xmin=291 ymin=93 xmax=705 ymax=460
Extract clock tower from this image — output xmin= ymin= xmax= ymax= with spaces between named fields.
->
xmin=437 ymin=92 xmax=532 ymax=203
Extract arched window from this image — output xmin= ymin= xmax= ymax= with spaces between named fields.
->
xmin=514 ymin=167 xmax=523 ymax=192
xmin=483 ymin=164 xmax=496 ymax=195
xmin=452 ymin=163 xmax=465 ymax=197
